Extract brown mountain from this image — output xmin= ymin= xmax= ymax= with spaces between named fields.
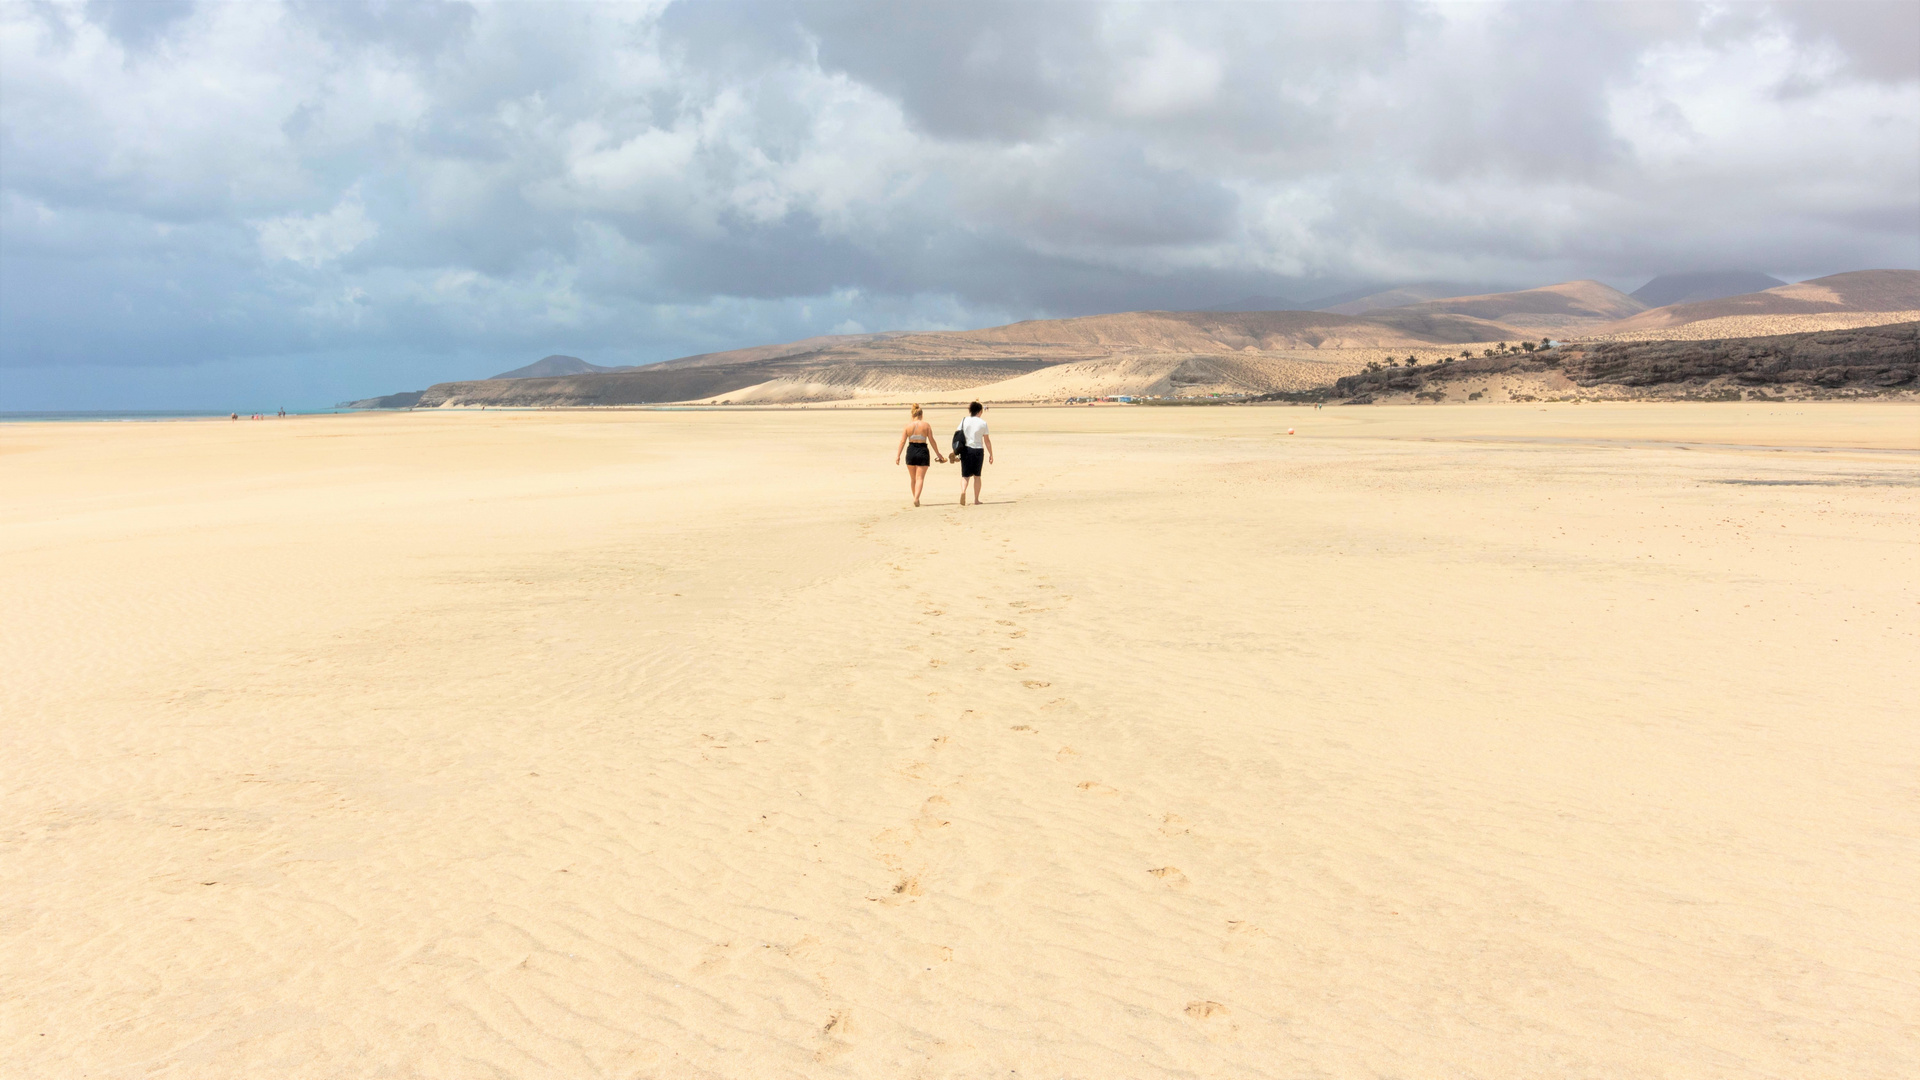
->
xmin=1603 ymin=270 xmax=1920 ymax=336
xmin=416 ymin=307 xmax=1524 ymax=407
xmin=1384 ymin=280 xmax=1647 ymax=334
xmin=492 ymin=355 xmax=626 ymax=379
xmin=657 ymin=309 xmax=1517 ymax=366
xmin=1318 ymin=282 xmax=1505 ymax=316
xmin=405 ymin=275 xmax=1917 ymax=407
xmin=650 ymin=332 xmax=913 ymax=370
xmin=1630 ymin=271 xmax=1787 ymax=307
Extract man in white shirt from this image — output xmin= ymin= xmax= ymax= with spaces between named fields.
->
xmin=958 ymin=400 xmax=993 ymax=505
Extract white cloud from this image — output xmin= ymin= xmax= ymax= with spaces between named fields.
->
xmin=254 ymin=188 xmax=379 ymax=267
xmin=1 ymin=0 xmax=1916 ymax=409
xmin=1111 ymin=35 xmax=1224 ymax=117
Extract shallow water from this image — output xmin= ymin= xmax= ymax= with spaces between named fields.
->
xmin=0 ymin=410 xmax=347 ymax=423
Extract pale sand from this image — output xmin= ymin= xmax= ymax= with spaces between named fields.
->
xmin=4 ymin=404 xmax=1916 ymax=1077
xmin=768 ymin=349 xmax=1478 ymax=406
xmin=694 ymin=351 xmax=1391 ymax=406
xmin=1583 ymin=309 xmax=1920 ymax=342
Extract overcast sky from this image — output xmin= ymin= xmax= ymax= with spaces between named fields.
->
xmin=3 ymin=1 xmax=1917 ymax=409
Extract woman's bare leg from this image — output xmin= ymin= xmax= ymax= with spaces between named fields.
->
xmin=909 ymin=465 xmax=926 ymax=504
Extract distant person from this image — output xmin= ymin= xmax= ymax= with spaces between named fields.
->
xmin=894 ymin=404 xmax=945 ymax=506
xmin=230 ymin=412 xmax=238 ymax=421
xmin=956 ymin=401 xmax=993 ymax=505
xmin=277 ymin=407 xmax=285 ymax=417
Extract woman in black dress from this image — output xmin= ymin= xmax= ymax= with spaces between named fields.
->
xmin=894 ymin=404 xmax=945 ymax=506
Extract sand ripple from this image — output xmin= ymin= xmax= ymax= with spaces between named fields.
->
xmin=3 ymin=406 xmax=1916 ymax=1076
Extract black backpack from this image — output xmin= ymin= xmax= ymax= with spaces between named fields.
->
xmin=952 ymin=425 xmax=967 ymax=457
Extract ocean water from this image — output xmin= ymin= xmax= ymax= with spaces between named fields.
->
xmin=0 ymin=410 xmax=343 ymax=423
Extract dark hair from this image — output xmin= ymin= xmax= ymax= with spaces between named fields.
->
xmin=968 ymin=400 xmax=983 ymax=415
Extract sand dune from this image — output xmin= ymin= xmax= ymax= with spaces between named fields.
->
xmin=888 ymin=351 xmax=1370 ymax=402
xmin=424 ymin=362 xmax=1057 ymax=408
xmin=712 ymin=348 xmax=1480 ymax=406
xmin=4 ymin=406 xmax=1916 ymax=1077
xmin=420 ymin=311 xmax=1518 ymax=408
xmin=374 ymin=273 xmax=1920 ymax=412
xmin=669 ymin=309 xmax=1515 ymax=367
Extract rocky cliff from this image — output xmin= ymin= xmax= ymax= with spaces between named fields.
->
xmin=1331 ymin=321 xmax=1919 ymax=401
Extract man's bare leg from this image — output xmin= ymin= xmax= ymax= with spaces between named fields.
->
xmin=971 ymin=475 xmax=983 ymax=504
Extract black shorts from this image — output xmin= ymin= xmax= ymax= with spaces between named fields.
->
xmin=960 ymin=447 xmax=985 ymax=477
xmin=905 ymin=443 xmax=930 ymax=467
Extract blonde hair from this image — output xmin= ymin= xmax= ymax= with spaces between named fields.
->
xmin=910 ymin=404 xmax=923 ymax=418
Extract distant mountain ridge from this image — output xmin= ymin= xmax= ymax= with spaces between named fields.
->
xmin=1603 ymin=270 xmax=1920 ymax=336
xmin=493 ymin=355 xmax=627 ymax=379
xmin=339 ymin=390 xmax=425 ymax=410
xmin=342 ymin=269 xmax=1920 ymax=408
xmin=1631 ymin=271 xmax=1787 ymax=308
xmin=342 ymin=354 xmax=619 ymax=407
xmin=1206 ymin=282 xmax=1508 ymax=314
xmin=413 ymin=307 xmax=1535 ymax=408
xmin=1318 ymin=283 xmax=1508 ymax=316
xmin=1385 ymin=281 xmax=1648 ymax=334
xmin=1206 ymin=294 xmax=1300 ymax=313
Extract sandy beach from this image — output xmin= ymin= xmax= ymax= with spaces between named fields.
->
xmin=3 ymin=403 xmax=1916 ymax=1078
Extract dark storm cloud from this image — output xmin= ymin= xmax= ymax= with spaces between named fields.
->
xmin=84 ymin=0 xmax=195 ymax=50
xmin=288 ymin=0 xmax=477 ymax=56
xmin=785 ymin=2 xmax=1113 ymax=141
xmin=1 ymin=0 xmax=1916 ymax=408
xmin=1775 ymin=0 xmax=1920 ymax=81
